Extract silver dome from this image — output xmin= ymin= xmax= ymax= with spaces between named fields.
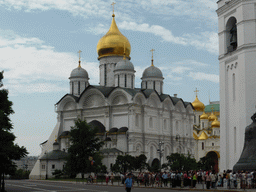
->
xmin=115 ymin=59 xmax=134 ymax=71
xmin=142 ymin=65 xmax=163 ymax=78
xmin=70 ymin=67 xmax=89 ymax=78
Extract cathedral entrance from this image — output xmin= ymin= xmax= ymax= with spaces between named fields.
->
xmin=150 ymin=158 xmax=160 ymax=172
xmin=206 ymin=151 xmax=219 ymax=173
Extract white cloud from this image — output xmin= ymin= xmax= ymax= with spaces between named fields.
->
xmin=0 ymin=30 xmax=99 ymax=94
xmin=118 ymin=21 xmax=218 ymax=54
xmin=0 ymin=0 xmax=217 ymax=25
xmin=171 ymin=66 xmax=191 ymax=74
xmin=188 ymin=72 xmax=219 ymax=83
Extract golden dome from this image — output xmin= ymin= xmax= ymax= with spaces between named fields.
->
xmin=200 ymin=112 xmax=208 ymax=119
xmin=192 ymin=96 xmax=205 ymax=111
xmin=211 ymin=118 xmax=220 ymax=128
xmin=97 ymin=14 xmax=131 ymax=59
xmin=208 ymin=112 xmax=217 ymax=122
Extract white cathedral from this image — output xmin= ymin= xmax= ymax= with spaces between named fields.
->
xmin=30 ymin=12 xmax=195 ymax=179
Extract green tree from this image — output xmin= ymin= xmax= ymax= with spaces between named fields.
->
xmin=64 ymin=119 xmax=104 ymax=178
xmin=134 ymin=154 xmax=147 ymax=172
xmin=167 ymin=153 xmax=197 ymax=171
xmin=112 ymin=155 xmax=135 ymax=173
xmin=0 ymin=71 xmax=28 ymax=192
xmin=198 ymin=154 xmax=215 ymax=171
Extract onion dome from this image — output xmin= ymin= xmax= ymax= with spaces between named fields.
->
xmin=115 ymin=59 xmax=134 ymax=71
xmin=142 ymin=65 xmax=163 ymax=78
xmin=200 ymin=112 xmax=209 ymax=119
xmin=192 ymin=96 xmax=205 ymax=111
xmin=97 ymin=14 xmax=131 ymax=59
xmin=211 ymin=118 xmax=220 ymax=128
xmin=70 ymin=66 xmax=89 ymax=79
xmin=208 ymin=112 xmax=217 ymax=122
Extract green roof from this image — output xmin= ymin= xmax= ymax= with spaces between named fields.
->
xmin=205 ymin=103 xmax=220 ymax=113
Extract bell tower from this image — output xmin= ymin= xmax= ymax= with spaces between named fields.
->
xmin=217 ymin=0 xmax=256 ymax=171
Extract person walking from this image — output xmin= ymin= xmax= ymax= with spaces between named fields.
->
xmin=124 ymin=173 xmax=133 ymax=192
xmin=206 ymin=173 xmax=211 ymax=189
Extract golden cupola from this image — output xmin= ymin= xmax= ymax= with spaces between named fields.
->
xmin=97 ymin=14 xmax=131 ymax=59
xmin=211 ymin=118 xmax=220 ymax=128
xmin=208 ymin=112 xmax=217 ymax=122
xmin=200 ymin=112 xmax=208 ymax=119
xmin=192 ymin=95 xmax=205 ymax=111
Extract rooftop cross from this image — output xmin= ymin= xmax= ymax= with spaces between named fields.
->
xmin=150 ymin=49 xmax=155 ymax=66
xmin=78 ymin=50 xmax=82 ymax=67
xmin=194 ymin=88 xmax=199 ymax=97
xmin=211 ymin=106 xmax=215 ymax=112
xmin=111 ymin=2 xmax=116 ymax=15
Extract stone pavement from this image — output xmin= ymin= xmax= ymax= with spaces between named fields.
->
xmin=81 ymin=180 xmax=256 ymax=191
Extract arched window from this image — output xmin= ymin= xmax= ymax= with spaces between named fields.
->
xmin=176 ymin=121 xmax=179 ymax=132
xmin=226 ymin=17 xmax=237 ymax=52
xmin=146 ymin=81 xmax=147 ymax=89
xmin=150 ymin=146 xmax=153 ymax=158
xmin=164 ymin=119 xmax=167 ymax=130
xmin=118 ymin=75 xmax=120 ymax=87
xmin=149 ymin=117 xmax=153 ymax=128
xmin=104 ymin=64 xmax=107 ymax=86
xmin=153 ymin=81 xmax=155 ymax=90
xmin=202 ymin=142 xmax=204 ymax=150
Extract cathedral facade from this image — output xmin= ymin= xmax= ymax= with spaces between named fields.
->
xmin=217 ymin=0 xmax=256 ymax=171
xmin=192 ymin=96 xmax=220 ymax=173
xmin=30 ymin=13 xmax=195 ymax=179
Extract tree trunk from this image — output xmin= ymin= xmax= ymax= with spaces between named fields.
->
xmin=1 ymin=172 xmax=5 ymax=192
xmin=0 ymin=172 xmax=2 ymax=192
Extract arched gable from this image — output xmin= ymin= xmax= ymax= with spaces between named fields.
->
xmin=57 ymin=95 xmax=77 ymax=111
xmin=186 ymin=104 xmax=194 ymax=114
xmin=147 ymin=92 xmax=161 ymax=108
xmin=175 ymin=100 xmax=186 ymax=113
xmin=108 ymin=88 xmax=131 ymax=105
xmin=133 ymin=92 xmax=146 ymax=106
xmin=79 ymin=88 xmax=106 ymax=108
xmin=163 ymin=97 xmax=174 ymax=111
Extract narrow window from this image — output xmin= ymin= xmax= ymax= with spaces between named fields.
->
xmin=131 ymin=75 xmax=133 ymax=88
xmin=153 ymin=81 xmax=155 ymax=90
xmin=72 ymin=82 xmax=74 ymax=94
xmin=212 ymin=143 xmax=214 ymax=146
xmin=125 ymin=74 xmax=127 ymax=87
xmin=78 ymin=81 xmax=80 ymax=95
xmin=135 ymin=114 xmax=139 ymax=127
xmin=118 ymin=75 xmax=120 ymax=87
xmin=202 ymin=122 xmax=204 ymax=128
xmin=104 ymin=64 xmax=107 ymax=86
xmin=233 ymin=73 xmax=235 ymax=101
xmin=234 ymin=127 xmax=236 ymax=153
xmin=146 ymin=81 xmax=147 ymax=89
xmin=202 ymin=142 xmax=204 ymax=150
xmin=42 ymin=165 xmax=45 ymax=169
xmin=149 ymin=117 xmax=153 ymax=128
xmin=52 ymin=164 xmax=55 ymax=169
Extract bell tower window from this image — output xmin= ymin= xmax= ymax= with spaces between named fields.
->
xmin=226 ymin=17 xmax=237 ymax=53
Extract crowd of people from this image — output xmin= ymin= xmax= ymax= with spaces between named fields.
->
xmin=104 ymin=169 xmax=256 ymax=189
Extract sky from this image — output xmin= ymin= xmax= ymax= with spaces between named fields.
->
xmin=0 ymin=0 xmax=219 ymax=156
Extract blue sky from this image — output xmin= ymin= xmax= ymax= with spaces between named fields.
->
xmin=0 ymin=0 xmax=219 ymax=156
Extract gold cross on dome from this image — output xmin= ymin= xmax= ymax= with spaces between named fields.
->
xmin=111 ymin=2 xmax=116 ymax=14
xmin=78 ymin=50 xmax=82 ymax=61
xmin=211 ymin=106 xmax=215 ymax=111
xmin=194 ymin=88 xmax=199 ymax=96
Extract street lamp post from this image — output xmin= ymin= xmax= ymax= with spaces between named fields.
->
xmin=157 ymin=141 xmax=164 ymax=170
xmin=45 ymin=151 xmax=48 ymax=180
